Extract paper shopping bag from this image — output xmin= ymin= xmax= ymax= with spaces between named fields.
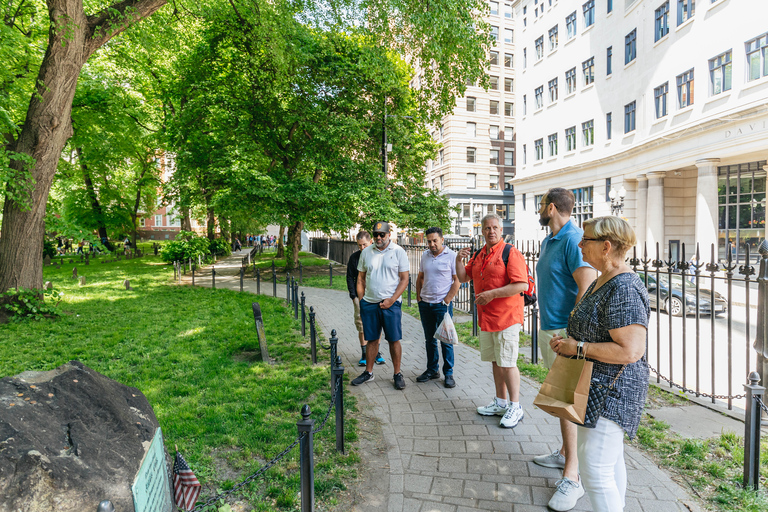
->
xmin=533 ymin=355 xmax=593 ymax=424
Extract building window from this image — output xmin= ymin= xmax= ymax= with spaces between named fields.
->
xmin=566 ymin=11 xmax=577 ymax=39
xmin=490 ymin=125 xmax=499 ymax=139
xmin=504 ymin=126 xmax=513 ymax=140
xmin=439 ymin=175 xmax=444 ymax=190
xmin=504 ymin=29 xmax=514 ymax=44
xmin=490 ymin=149 xmax=499 ymax=165
xmin=490 ymin=0 xmax=499 ymax=15
xmin=654 ymin=82 xmax=669 ymax=118
xmin=490 ymin=75 xmax=499 ymax=90
xmin=535 ymin=139 xmax=544 ymax=160
xmin=491 ymin=26 xmax=499 ymax=42
xmin=624 ymin=101 xmax=636 ymax=133
xmin=490 ymin=174 xmax=499 ymax=190
xmin=677 ymin=68 xmax=694 ymax=108
xmin=583 ymin=0 xmax=595 ymax=28
xmin=140 ymin=218 xmax=146 ymax=227
xmin=155 ymin=214 xmax=163 ymax=226
xmin=439 ymin=125 xmax=444 ymax=139
xmin=505 ymin=78 xmax=513 ymax=92
xmin=467 ymin=148 xmax=476 ymax=163
xmin=467 ymin=173 xmax=476 ymax=189
xmin=746 ymin=33 xmax=768 ymax=81
xmin=467 ymin=122 xmax=476 ymax=137
xmin=490 ymin=51 xmax=499 ymax=65
xmin=523 ymin=145 xmax=527 ymax=164
xmin=607 ymin=0 xmax=613 ymax=13
xmin=505 ymin=3 xmax=513 ymax=18
xmin=677 ymin=0 xmax=694 ymax=26
xmin=582 ymin=120 xmax=594 ymax=146
xmin=582 ymin=57 xmax=595 ymax=85
xmin=463 ymin=203 xmax=471 ymax=218
xmin=549 ymin=25 xmax=559 ymax=51
xmin=565 ymin=126 xmax=576 ymax=151
xmin=535 ymin=86 xmax=544 ymax=109
xmin=535 ymin=36 xmax=544 ymax=59
xmin=606 ymin=113 xmax=612 ymax=140
xmin=522 ymin=192 xmax=527 ymax=210
xmin=717 ymin=160 xmax=768 ymax=263
xmin=504 ymin=53 xmax=513 ymax=67
xmin=439 ymin=149 xmax=444 ymax=165
xmin=709 ymin=51 xmax=732 ymax=95
xmin=566 ymin=67 xmax=577 ymax=93
xmin=607 ymin=46 xmax=612 ymax=75
xmin=523 ymin=95 xmax=527 ymax=115
xmin=655 ymin=1 xmax=669 ymax=42
xmin=467 ymin=97 xmax=476 ymax=111
xmin=548 ymin=133 xmax=558 ymax=156
xmin=490 ymin=100 xmax=500 ymax=115
xmin=548 ymin=78 xmax=559 ymax=102
xmin=625 ymin=29 xmax=637 ymax=64
xmin=497 ymin=204 xmax=508 ymax=219
xmin=504 ymin=102 xmax=514 ymax=116
xmin=571 ymin=186 xmax=594 ymax=227
xmin=505 ymin=150 xmax=514 ymax=165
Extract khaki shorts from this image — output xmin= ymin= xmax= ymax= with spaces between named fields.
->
xmin=352 ymin=297 xmax=364 ymax=334
xmin=479 ymin=323 xmax=522 ymax=367
xmin=538 ymin=328 xmax=568 ymax=370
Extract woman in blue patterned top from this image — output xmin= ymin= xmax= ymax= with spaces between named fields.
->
xmin=549 ymin=216 xmax=650 ymax=512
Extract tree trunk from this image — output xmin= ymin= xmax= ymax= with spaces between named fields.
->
xmin=0 ymin=0 xmax=167 ymax=299
xmin=130 ymin=164 xmax=148 ymax=248
xmin=276 ymin=225 xmax=285 ymax=258
xmin=181 ymin=207 xmax=192 ymax=231
xmin=206 ymin=206 xmax=216 ymax=240
xmin=78 ymin=148 xmax=113 ymax=251
xmin=286 ymin=220 xmax=303 ymax=271
xmin=220 ymin=218 xmax=230 ymax=243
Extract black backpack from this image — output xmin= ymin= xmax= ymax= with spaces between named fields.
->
xmin=472 ymin=244 xmax=538 ymax=307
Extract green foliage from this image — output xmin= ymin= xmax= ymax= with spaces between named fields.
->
xmin=43 ymin=239 xmax=57 ymax=259
xmin=209 ymin=238 xmax=232 ymax=257
xmin=160 ymin=231 xmax=211 ymax=262
xmin=3 ymin=287 xmax=63 ymax=321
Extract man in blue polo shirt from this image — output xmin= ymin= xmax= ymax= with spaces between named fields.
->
xmin=533 ymin=188 xmax=596 ymax=511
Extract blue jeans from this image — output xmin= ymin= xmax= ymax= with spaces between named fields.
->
xmin=418 ymin=301 xmax=454 ymax=376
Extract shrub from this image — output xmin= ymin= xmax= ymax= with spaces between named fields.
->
xmin=43 ymin=239 xmax=57 ymax=259
xmin=209 ymin=238 xmax=232 ymax=257
xmin=160 ymin=231 xmax=211 ymax=263
xmin=3 ymin=287 xmax=63 ymax=321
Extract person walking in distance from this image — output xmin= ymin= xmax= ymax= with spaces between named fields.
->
xmin=416 ymin=227 xmax=461 ymax=388
xmin=352 ymin=221 xmax=410 ymax=390
xmin=455 ymin=214 xmax=528 ymax=428
xmin=346 ymin=231 xmax=386 ymax=367
xmin=533 ymin=188 xmax=596 ymax=511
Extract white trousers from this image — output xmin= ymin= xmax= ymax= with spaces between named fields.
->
xmin=577 ymin=417 xmax=626 ymax=511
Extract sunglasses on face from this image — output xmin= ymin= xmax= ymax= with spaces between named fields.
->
xmin=373 ymin=233 xmax=388 ymax=238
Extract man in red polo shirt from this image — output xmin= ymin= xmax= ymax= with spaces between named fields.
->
xmin=456 ymin=213 xmax=528 ymax=428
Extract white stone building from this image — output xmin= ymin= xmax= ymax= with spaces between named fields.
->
xmin=512 ymin=0 xmax=768 ymax=264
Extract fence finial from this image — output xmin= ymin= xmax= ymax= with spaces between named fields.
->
xmin=97 ymin=500 xmax=115 ymax=512
xmin=301 ymin=404 xmax=311 ymax=420
xmin=759 ymin=239 xmax=768 ymax=257
xmin=749 ymin=371 xmax=761 ymax=386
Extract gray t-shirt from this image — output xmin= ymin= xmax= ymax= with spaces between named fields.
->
xmin=418 ymin=247 xmax=457 ymax=303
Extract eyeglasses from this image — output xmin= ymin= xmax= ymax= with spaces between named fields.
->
xmin=581 ymin=237 xmax=606 ymax=243
xmin=373 ymin=233 xmax=388 ymax=238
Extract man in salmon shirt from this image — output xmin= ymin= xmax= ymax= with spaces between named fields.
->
xmin=456 ymin=213 xmax=529 ymax=428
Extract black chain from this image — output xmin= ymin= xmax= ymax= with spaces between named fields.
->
xmin=648 ymin=363 xmax=746 ymax=401
xmin=190 ymin=374 xmax=342 ymax=511
xmin=755 ymin=395 xmax=768 ymax=416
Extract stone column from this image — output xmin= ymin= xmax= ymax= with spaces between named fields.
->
xmin=695 ymin=158 xmax=720 ymax=258
xmin=635 ymin=175 xmax=648 ymax=251
xmin=646 ymin=171 xmax=666 ymax=257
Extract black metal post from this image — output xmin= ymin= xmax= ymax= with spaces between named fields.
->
xmin=294 ymin=283 xmax=299 ymax=319
xmin=240 ymin=267 xmax=244 ymax=292
xmin=329 ymin=264 xmax=333 ymax=286
xmin=173 ymin=261 xmax=177 ymax=281
xmin=329 ymin=329 xmax=338 ymax=386
xmin=286 ymin=273 xmax=291 ymax=303
xmin=212 ymin=266 xmax=216 ymax=289
xmin=310 ymin=307 xmax=318 ymax=364
xmin=332 ymin=355 xmax=345 ymax=453
xmin=273 ymin=267 xmax=277 ymax=297
xmin=257 ymin=268 xmax=261 ymax=295
xmin=470 ymin=281 xmax=478 ymax=337
xmin=755 ymin=240 xmax=768 ymax=395
xmin=743 ymin=371 xmax=765 ymax=490
xmin=300 ymin=262 xmax=303 ymax=284
xmin=297 ymin=405 xmax=315 ymax=512
xmin=301 ymin=292 xmax=306 ymax=336
xmin=407 ymin=275 xmax=412 ymax=307
xmin=531 ymin=303 xmax=539 ymax=365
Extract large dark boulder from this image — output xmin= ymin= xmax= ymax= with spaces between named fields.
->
xmin=0 ymin=361 xmax=167 ymax=512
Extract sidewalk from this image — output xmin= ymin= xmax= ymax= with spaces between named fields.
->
xmin=186 ymin=253 xmax=703 ymax=511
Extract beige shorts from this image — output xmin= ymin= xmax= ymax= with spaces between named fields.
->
xmin=353 ymin=297 xmax=364 ymax=334
xmin=538 ymin=328 xmax=568 ymax=370
xmin=479 ymin=323 xmax=522 ymax=367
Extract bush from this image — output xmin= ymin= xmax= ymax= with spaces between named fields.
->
xmin=160 ymin=231 xmax=211 ymax=263
xmin=3 ymin=287 xmax=63 ymax=321
xmin=209 ymin=238 xmax=232 ymax=257
xmin=43 ymin=240 xmax=57 ymax=259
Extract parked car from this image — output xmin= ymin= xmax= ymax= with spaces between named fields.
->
xmin=636 ymin=271 xmax=728 ymax=317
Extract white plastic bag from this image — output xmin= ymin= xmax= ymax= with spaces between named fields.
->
xmin=434 ymin=312 xmax=459 ymax=345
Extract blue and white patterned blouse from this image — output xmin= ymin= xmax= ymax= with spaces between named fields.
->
xmin=567 ymin=272 xmax=650 ymax=439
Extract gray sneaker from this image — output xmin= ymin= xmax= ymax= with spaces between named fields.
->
xmin=351 ymin=371 xmax=374 ymax=386
xmin=548 ymin=477 xmax=585 ymax=511
xmin=533 ymin=449 xmax=566 ymax=469
xmin=477 ymin=398 xmax=507 ymax=416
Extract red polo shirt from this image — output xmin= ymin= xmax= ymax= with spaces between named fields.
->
xmin=464 ymin=242 xmax=527 ymax=332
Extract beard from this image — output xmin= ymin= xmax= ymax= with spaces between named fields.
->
xmin=538 ymin=214 xmax=550 ymax=227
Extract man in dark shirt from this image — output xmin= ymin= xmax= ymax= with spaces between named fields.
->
xmin=347 ymin=231 xmax=385 ymax=366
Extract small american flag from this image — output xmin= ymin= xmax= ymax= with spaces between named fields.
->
xmin=173 ymin=452 xmax=201 ymax=511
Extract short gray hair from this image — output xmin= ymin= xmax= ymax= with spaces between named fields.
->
xmin=481 ymin=213 xmax=502 ymax=228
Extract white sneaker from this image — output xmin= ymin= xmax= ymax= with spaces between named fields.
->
xmin=533 ymin=449 xmax=566 ymax=469
xmin=548 ymin=477 xmax=585 ymax=511
xmin=499 ymin=405 xmax=524 ymax=428
xmin=477 ymin=398 xmax=507 ymax=416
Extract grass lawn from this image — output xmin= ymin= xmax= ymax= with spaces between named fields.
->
xmin=248 ymin=252 xmax=339 ymax=271
xmin=1 ymin=256 xmax=358 ymax=511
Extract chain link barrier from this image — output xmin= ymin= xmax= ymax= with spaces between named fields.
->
xmin=190 ymin=373 xmax=342 ymax=511
xmin=648 ymin=363 xmax=746 ymax=401
xmin=754 ymin=395 xmax=768 ymax=416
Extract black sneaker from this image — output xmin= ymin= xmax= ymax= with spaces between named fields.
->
xmin=351 ymin=371 xmax=374 ymax=386
xmin=416 ymin=370 xmax=440 ymax=382
xmin=393 ymin=373 xmax=406 ymax=390
xmin=444 ymin=375 xmax=456 ymax=388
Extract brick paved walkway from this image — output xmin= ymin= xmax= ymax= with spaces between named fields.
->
xmin=186 ymin=254 xmax=702 ymax=512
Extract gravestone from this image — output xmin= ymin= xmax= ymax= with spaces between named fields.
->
xmin=79 ymin=276 xmax=86 ymax=286
xmin=44 ymin=281 xmax=52 ymax=290
xmin=44 ymin=256 xmax=51 ymax=266
xmin=85 ymin=254 xmax=90 ymax=265
xmin=0 ymin=361 xmax=172 ymax=512
xmin=69 ymin=259 xmax=73 ymax=264
xmin=124 ymin=280 xmax=133 ymax=291
xmin=72 ymin=267 xmax=78 ymax=279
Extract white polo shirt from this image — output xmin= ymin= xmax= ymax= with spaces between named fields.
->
xmin=418 ymin=246 xmax=457 ymax=303
xmin=357 ymin=241 xmax=410 ymax=303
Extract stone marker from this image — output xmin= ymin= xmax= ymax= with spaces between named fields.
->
xmin=0 ymin=361 xmax=173 ymax=512
xmin=69 ymin=259 xmax=73 ymax=264
xmin=85 ymin=253 xmax=90 ymax=265
xmin=252 ymin=302 xmax=272 ymax=363
xmin=79 ymin=276 xmax=86 ymax=286
xmin=72 ymin=267 xmax=78 ymax=279
xmin=44 ymin=255 xmax=51 ymax=266
xmin=124 ymin=280 xmax=133 ymax=291
xmin=44 ymin=281 xmax=52 ymax=290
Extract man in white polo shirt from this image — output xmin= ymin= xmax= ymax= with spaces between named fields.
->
xmin=415 ymin=227 xmax=460 ymax=388
xmin=351 ymin=221 xmax=410 ymax=390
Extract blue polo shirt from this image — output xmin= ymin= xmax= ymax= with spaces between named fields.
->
xmin=537 ymin=220 xmax=592 ymax=330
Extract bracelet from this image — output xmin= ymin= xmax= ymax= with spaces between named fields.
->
xmin=577 ymin=341 xmax=584 ymax=359
xmin=583 ymin=342 xmax=588 ymax=358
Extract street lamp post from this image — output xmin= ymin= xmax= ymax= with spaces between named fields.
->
xmin=609 ymin=186 xmax=626 ymax=216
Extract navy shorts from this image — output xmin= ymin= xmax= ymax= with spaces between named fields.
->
xmin=360 ymin=299 xmax=403 ymax=342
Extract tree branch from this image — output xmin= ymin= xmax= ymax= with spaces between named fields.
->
xmin=85 ymin=0 xmax=168 ymax=57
